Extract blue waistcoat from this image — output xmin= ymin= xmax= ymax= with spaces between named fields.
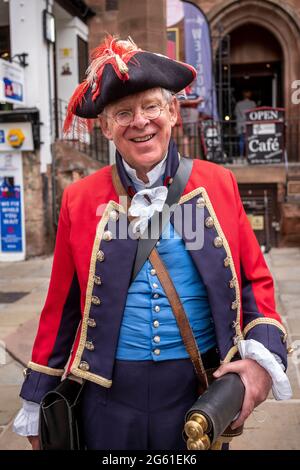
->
xmin=116 ymin=223 xmax=216 ymax=360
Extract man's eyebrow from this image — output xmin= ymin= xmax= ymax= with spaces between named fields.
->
xmin=113 ymin=104 xmax=132 ymax=113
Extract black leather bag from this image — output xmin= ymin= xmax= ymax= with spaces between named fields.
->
xmin=39 ymin=378 xmax=85 ymax=450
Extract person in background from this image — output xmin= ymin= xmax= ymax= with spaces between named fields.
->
xmin=234 ymin=90 xmax=256 ymax=158
xmin=179 ymin=83 xmax=203 ymax=156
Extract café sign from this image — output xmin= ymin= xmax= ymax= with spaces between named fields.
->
xmin=245 ymin=107 xmax=284 ymax=165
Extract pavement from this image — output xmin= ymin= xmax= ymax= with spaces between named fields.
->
xmin=0 ymin=249 xmax=299 ymax=450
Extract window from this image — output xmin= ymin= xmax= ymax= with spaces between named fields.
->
xmin=0 ymin=26 xmax=10 ymax=59
xmin=77 ymin=36 xmax=88 ymax=83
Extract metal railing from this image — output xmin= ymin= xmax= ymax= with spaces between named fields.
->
xmin=53 ymin=98 xmax=109 ymax=165
xmin=53 ymin=99 xmax=300 ymax=165
xmin=172 ymin=118 xmax=300 ymax=164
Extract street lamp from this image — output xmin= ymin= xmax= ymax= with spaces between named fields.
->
xmin=43 ymin=10 xmax=55 ymax=44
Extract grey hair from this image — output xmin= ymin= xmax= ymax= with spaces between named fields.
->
xmin=161 ymin=88 xmax=173 ymax=103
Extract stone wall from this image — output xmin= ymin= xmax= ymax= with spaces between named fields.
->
xmin=85 ymin=0 xmax=118 ymax=51
xmin=52 ymin=141 xmax=105 ymax=222
xmin=280 ymin=202 xmax=300 ymax=246
xmin=22 ymin=151 xmax=52 ymax=257
xmin=85 ymin=0 xmax=166 ymax=53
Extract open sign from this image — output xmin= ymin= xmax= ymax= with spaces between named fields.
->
xmin=245 ymin=107 xmax=284 ymax=164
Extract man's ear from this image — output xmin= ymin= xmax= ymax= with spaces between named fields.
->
xmin=98 ymin=115 xmax=113 ymax=140
xmin=168 ymin=96 xmax=178 ymax=128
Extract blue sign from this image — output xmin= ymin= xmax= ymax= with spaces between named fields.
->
xmin=0 ymin=183 xmax=23 ymax=252
xmin=3 ymin=77 xmax=23 ymax=102
xmin=183 ymin=2 xmax=218 ymax=119
xmin=0 ymin=130 xmax=4 ymax=143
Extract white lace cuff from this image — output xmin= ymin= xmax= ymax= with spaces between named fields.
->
xmin=237 ymin=339 xmax=292 ymax=400
xmin=13 ymin=400 xmax=40 ymax=437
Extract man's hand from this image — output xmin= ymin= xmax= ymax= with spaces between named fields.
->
xmin=213 ymin=358 xmax=272 ymax=429
xmin=27 ymin=435 xmax=40 ymax=450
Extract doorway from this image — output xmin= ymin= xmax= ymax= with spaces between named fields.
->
xmin=231 ymin=61 xmax=282 ymax=110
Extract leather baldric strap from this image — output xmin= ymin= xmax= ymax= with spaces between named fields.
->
xmin=111 ymin=158 xmax=208 ymax=393
xmin=132 ymin=156 xmax=193 ymax=281
xmin=149 ymin=249 xmax=208 ymax=394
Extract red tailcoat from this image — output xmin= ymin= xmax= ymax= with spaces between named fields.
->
xmin=21 ymin=160 xmax=288 ymax=402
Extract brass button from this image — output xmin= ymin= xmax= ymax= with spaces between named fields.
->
xmin=233 ymin=334 xmax=243 ymax=345
xmin=150 ymin=269 xmax=156 ymax=276
xmin=205 ymin=216 xmax=214 ymax=228
xmin=213 ymin=236 xmax=223 ymax=248
xmin=91 ymin=295 xmax=101 ymax=305
xmin=87 ymin=318 xmax=96 ymax=328
xmin=153 ymin=348 xmax=160 ymax=356
xmin=109 ymin=210 xmax=119 ymax=221
xmin=196 ymin=196 xmax=205 ymax=208
xmin=94 ymin=275 xmax=102 ymax=285
xmin=103 ymin=230 xmax=113 ymax=241
xmin=153 ymin=320 xmax=159 ymax=328
xmin=153 ymin=335 xmax=160 ymax=344
xmin=85 ymin=341 xmax=95 ymax=351
xmin=79 ymin=361 xmax=90 ymax=371
xmin=287 ymin=346 xmax=294 ymax=355
xmin=231 ymin=300 xmax=238 ymax=310
xmin=224 ymin=257 xmax=231 ymax=267
xmin=154 ymin=305 xmax=160 ymax=313
xmin=96 ymin=250 xmax=105 ymax=262
xmin=229 ymin=278 xmax=235 ymax=289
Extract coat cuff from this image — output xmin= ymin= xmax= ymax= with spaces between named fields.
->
xmin=13 ymin=400 xmax=40 ymax=437
xmin=238 ymin=339 xmax=292 ymax=400
xmin=242 ymin=321 xmax=288 ymax=369
xmin=20 ymin=369 xmax=62 ymax=403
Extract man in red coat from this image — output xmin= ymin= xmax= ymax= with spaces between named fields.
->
xmin=14 ymin=36 xmax=291 ymax=450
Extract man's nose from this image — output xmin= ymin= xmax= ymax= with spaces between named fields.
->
xmin=129 ymin=109 xmax=150 ymax=128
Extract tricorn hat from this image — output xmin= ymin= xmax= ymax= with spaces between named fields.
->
xmin=63 ymin=35 xmax=196 ymax=134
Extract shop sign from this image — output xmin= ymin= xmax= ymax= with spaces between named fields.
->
xmin=201 ymin=120 xmax=226 ymax=163
xmin=0 ymin=58 xmax=25 ymax=105
xmin=247 ymin=214 xmax=264 ymax=231
xmin=0 ymin=122 xmax=33 ymax=151
xmin=245 ymin=107 xmax=284 ymax=164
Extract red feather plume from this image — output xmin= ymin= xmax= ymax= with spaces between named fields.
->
xmin=63 ymin=35 xmax=141 ymax=136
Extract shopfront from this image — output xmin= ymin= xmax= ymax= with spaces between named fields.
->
xmin=0 ymin=119 xmax=35 ymax=261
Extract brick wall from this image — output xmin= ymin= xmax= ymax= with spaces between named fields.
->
xmin=22 ymin=151 xmax=52 ymax=257
xmin=52 ymin=141 xmax=105 ymax=222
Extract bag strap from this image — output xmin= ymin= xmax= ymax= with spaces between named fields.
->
xmin=149 ymin=248 xmax=208 ymax=394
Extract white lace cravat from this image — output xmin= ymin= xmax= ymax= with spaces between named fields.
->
xmin=128 ymin=186 xmax=168 ymax=234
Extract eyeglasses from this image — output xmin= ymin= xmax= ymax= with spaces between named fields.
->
xmin=105 ymin=103 xmax=169 ymax=126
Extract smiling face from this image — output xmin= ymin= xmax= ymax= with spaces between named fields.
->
xmin=99 ymin=88 xmax=177 ymax=177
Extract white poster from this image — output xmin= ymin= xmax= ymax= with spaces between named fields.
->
xmin=0 ymin=152 xmax=26 ymax=261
